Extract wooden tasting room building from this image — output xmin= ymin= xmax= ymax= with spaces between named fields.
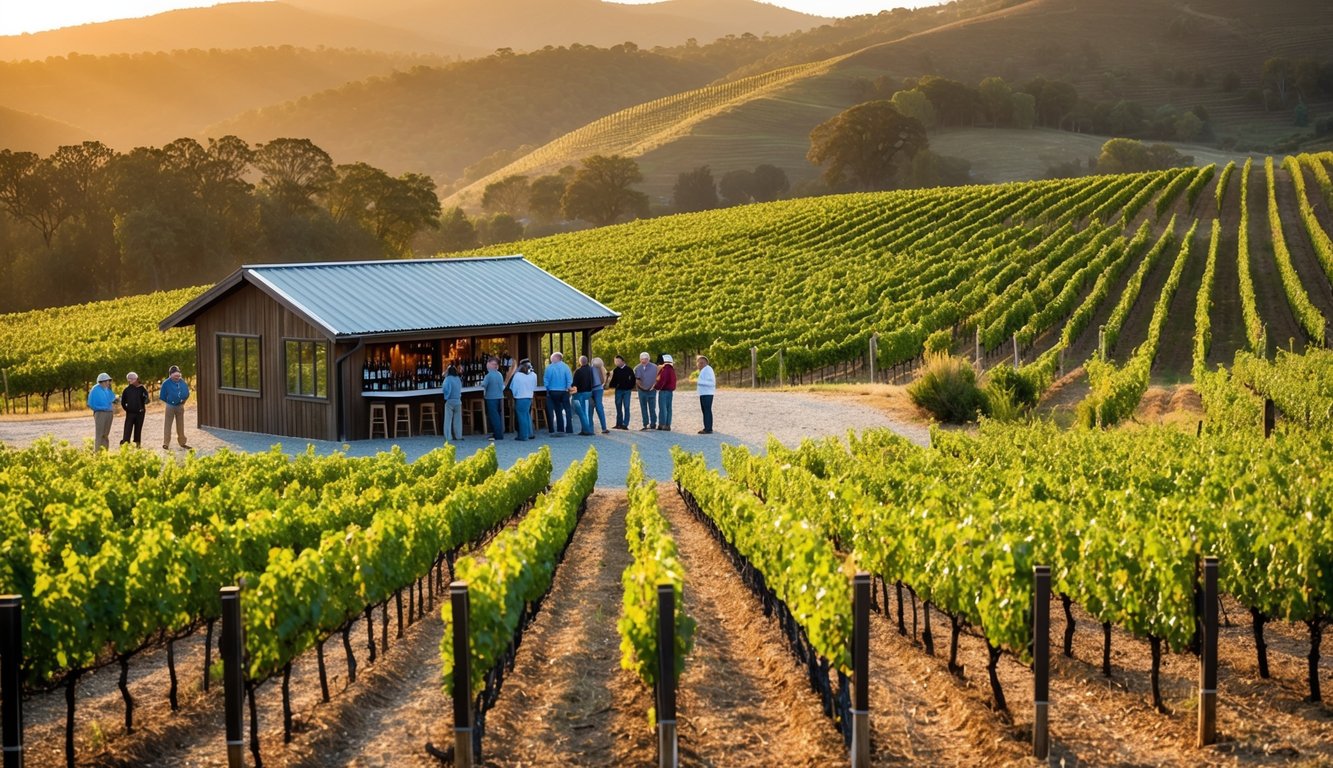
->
xmin=159 ymin=256 xmax=620 ymax=441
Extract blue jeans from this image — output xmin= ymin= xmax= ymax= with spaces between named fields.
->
xmin=614 ymin=389 xmax=632 ymax=427
xmin=638 ymin=389 xmax=656 ymax=427
xmin=573 ymin=392 xmax=593 ymax=434
xmin=547 ymin=390 xmax=570 ymax=433
xmin=514 ymin=397 xmax=532 ymax=439
xmin=485 ymin=398 xmax=504 ymax=439
xmin=657 ymin=389 xmax=674 ymax=427
xmin=699 ymin=394 xmax=713 ymax=432
xmin=591 ymin=386 xmax=607 ymax=431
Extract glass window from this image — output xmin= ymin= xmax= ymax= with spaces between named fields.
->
xmin=284 ymin=339 xmax=327 ymax=399
xmin=218 ymin=335 xmax=261 ymax=392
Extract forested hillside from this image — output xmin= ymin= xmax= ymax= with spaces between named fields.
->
xmin=209 ymin=45 xmax=721 ymax=181
xmin=0 ymin=47 xmax=451 ymax=150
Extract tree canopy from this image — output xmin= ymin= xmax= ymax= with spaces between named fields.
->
xmin=807 ymin=101 xmax=928 ymax=191
xmin=561 ymin=154 xmax=649 ymax=226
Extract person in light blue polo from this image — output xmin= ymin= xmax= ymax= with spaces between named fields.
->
xmin=87 ymin=372 xmax=117 ymax=451
xmin=543 ymin=351 xmax=573 ymax=435
xmin=481 ymin=357 xmax=506 ymax=441
xmin=441 ymin=365 xmax=463 ymax=441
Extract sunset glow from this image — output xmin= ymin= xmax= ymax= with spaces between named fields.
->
xmin=0 ymin=0 xmax=938 ymax=37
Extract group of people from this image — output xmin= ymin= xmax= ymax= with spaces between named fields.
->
xmin=87 ymin=365 xmax=192 ymax=451
xmin=437 ymin=351 xmax=716 ymax=441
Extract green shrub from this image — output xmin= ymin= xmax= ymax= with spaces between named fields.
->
xmin=982 ymin=385 xmax=1025 ymax=422
xmin=909 ymin=353 xmax=985 ymax=423
xmin=983 ymin=363 xmax=1039 ymax=410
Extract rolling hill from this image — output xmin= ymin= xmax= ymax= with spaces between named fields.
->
xmin=446 ymin=0 xmax=1333 ymax=205
xmin=207 ymin=46 xmax=720 ymax=180
xmin=0 ymin=2 xmax=480 ymax=60
xmin=0 ymin=47 xmax=453 ymax=150
xmin=0 ymin=106 xmax=91 ymax=153
xmin=0 ymin=0 xmax=822 ymax=62
xmin=285 ymin=0 xmax=824 ymax=51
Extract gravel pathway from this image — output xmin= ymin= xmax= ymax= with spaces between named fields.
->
xmin=0 ymin=391 xmax=928 ymax=486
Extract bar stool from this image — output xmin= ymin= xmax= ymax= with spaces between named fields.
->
xmin=533 ymin=392 xmax=548 ymax=431
xmin=419 ymin=401 xmax=439 ymax=436
xmin=462 ymin=397 xmax=485 ymax=435
xmin=392 ymin=403 xmax=412 ymax=438
xmin=369 ymin=402 xmax=388 ymax=439
xmin=503 ymin=397 xmax=516 ymax=433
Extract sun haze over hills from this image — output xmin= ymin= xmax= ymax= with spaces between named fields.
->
xmin=0 ymin=0 xmax=826 ymax=61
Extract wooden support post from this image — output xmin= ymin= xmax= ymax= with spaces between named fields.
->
xmin=1098 ymin=325 xmax=1107 ymax=359
xmin=1 ymin=369 xmax=9 ymax=416
xmin=750 ymin=347 xmax=758 ymax=389
xmin=1013 ymin=333 xmax=1020 ymax=367
xmin=851 ymin=573 xmax=871 ymax=768
xmin=1 ymin=596 xmax=22 ymax=768
xmin=1262 ymin=398 xmax=1275 ymax=438
xmin=1033 ymin=567 xmax=1051 ymax=760
xmin=220 ymin=587 xmax=245 ymax=768
xmin=868 ymin=334 xmax=878 ymax=385
xmin=778 ymin=349 xmax=785 ymax=386
xmin=450 ymin=582 xmax=474 ymax=768
xmin=656 ymin=584 xmax=678 ymax=768
xmin=1198 ymin=557 xmax=1219 ymax=747
xmin=975 ymin=327 xmax=981 ymax=367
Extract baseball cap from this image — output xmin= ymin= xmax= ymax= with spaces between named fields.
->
xmin=662 ymin=354 xmax=674 ymax=364
xmin=96 ymin=372 xmax=111 ymax=382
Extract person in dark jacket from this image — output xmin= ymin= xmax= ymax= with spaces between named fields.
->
xmin=120 ymin=371 xmax=150 ymax=446
xmin=608 ymin=355 xmax=636 ymax=430
xmin=571 ymin=356 xmax=596 ymax=436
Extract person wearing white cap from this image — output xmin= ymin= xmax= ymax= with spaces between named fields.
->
xmin=654 ymin=354 xmax=677 ymax=431
xmin=87 ymin=372 xmax=117 ymax=451
xmin=120 ymin=372 xmax=150 ymax=447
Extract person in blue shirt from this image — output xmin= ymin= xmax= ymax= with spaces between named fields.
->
xmin=159 ymin=364 xmax=191 ymax=450
xmin=481 ymin=357 xmax=506 ymax=440
xmin=441 ymin=365 xmax=464 ymax=442
xmin=543 ymin=351 xmax=573 ymax=435
xmin=87 ymin=372 xmax=118 ymax=451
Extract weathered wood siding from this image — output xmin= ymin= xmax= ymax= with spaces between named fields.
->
xmin=193 ymin=284 xmax=335 ymax=440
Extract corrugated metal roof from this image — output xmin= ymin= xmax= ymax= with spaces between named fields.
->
xmin=239 ymin=256 xmax=618 ymax=337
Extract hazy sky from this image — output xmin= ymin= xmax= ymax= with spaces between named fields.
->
xmin=1 ymin=1 xmax=941 ymax=36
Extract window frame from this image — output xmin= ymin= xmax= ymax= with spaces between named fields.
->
xmin=217 ymin=333 xmax=262 ymax=396
xmin=283 ymin=338 xmax=329 ymax=401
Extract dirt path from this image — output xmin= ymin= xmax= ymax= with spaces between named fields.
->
xmin=1247 ymin=166 xmax=1307 ymax=354
xmin=1208 ymin=169 xmax=1248 ymax=368
xmin=1274 ymin=166 xmax=1333 ymax=333
xmin=1111 ymin=216 xmax=1180 ymax=365
xmin=1153 ymin=223 xmax=1207 ymax=381
xmin=20 ymin=629 xmax=216 ymax=768
xmin=1041 ymin=596 xmax=1333 ymax=765
xmin=655 ymin=485 xmax=851 ymax=766
xmin=468 ymin=491 xmax=644 ymax=767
